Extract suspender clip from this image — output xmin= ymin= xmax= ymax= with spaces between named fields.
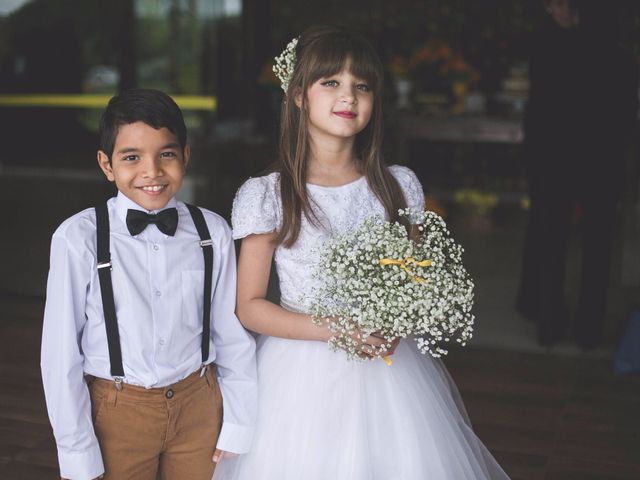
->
xmin=113 ymin=377 xmax=123 ymax=390
xmin=200 ymin=363 xmax=208 ymax=377
xmin=97 ymin=261 xmax=112 ymax=270
xmin=199 ymin=239 xmax=213 ymax=248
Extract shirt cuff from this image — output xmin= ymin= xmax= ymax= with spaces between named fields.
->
xmin=58 ymin=444 xmax=104 ymax=480
xmin=216 ymin=422 xmax=254 ymax=454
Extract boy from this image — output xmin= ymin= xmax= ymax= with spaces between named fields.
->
xmin=41 ymin=89 xmax=256 ymax=480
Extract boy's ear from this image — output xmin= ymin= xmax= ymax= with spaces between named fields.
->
xmin=182 ymin=145 xmax=191 ymax=169
xmin=97 ymin=151 xmax=115 ymax=182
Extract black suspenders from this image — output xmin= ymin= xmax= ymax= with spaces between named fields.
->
xmin=94 ymin=203 xmax=213 ymax=386
xmin=95 ymin=204 xmax=124 ymax=381
xmin=185 ymin=204 xmax=213 ymax=365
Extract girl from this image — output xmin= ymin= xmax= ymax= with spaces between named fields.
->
xmin=214 ymin=25 xmax=510 ymax=479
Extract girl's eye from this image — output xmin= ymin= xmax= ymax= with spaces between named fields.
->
xmin=122 ymin=155 xmax=138 ymax=162
xmin=320 ymin=80 xmax=338 ymax=87
xmin=356 ymin=83 xmax=370 ymax=92
xmin=161 ymin=151 xmax=177 ymax=158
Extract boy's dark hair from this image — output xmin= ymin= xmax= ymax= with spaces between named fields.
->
xmin=99 ymin=88 xmax=187 ymax=159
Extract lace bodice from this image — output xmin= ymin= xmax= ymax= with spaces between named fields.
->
xmin=231 ymin=165 xmax=424 ymax=310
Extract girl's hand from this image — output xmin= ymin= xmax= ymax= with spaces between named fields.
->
xmin=323 ymin=318 xmax=400 ymax=359
xmin=378 ymin=335 xmax=401 ymax=356
xmin=355 ymin=331 xmax=400 ymax=359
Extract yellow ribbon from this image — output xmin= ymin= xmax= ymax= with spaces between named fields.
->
xmin=376 ymin=255 xmax=432 ymax=364
xmin=378 ymin=256 xmax=432 ymax=283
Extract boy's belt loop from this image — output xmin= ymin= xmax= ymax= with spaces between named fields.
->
xmin=204 ymin=365 xmax=214 ymax=387
xmin=108 ymin=383 xmax=118 ymax=406
xmin=114 ymin=376 xmax=123 ymax=391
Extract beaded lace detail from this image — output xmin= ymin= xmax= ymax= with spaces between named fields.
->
xmin=232 ymin=165 xmax=424 ymax=310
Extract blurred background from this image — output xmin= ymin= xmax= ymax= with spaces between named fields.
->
xmin=2 ymin=0 xmax=639 ymax=346
xmin=0 ymin=0 xmax=639 ymax=478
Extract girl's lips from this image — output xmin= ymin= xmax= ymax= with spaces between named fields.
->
xmin=334 ymin=111 xmax=356 ymax=119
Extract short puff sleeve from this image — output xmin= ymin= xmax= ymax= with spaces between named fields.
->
xmin=389 ymin=165 xmax=425 ymax=211
xmin=231 ymin=174 xmax=281 ymax=240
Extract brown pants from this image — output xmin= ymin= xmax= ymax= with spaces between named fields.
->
xmin=88 ymin=367 xmax=223 ymax=480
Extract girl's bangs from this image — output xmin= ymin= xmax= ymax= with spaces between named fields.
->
xmin=306 ymin=39 xmax=382 ymax=92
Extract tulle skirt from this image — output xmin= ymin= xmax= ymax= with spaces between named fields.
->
xmin=213 ymin=335 xmax=509 ymax=480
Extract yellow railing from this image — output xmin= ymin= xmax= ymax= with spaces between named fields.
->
xmin=0 ymin=94 xmax=216 ymax=110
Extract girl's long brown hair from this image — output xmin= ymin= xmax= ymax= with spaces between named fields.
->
xmin=276 ymin=25 xmax=407 ymax=247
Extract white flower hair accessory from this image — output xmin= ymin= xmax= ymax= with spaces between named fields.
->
xmin=273 ymin=37 xmax=298 ymax=92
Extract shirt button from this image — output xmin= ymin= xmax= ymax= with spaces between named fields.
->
xmin=153 ymin=244 xmax=159 ymax=251
xmin=159 ymin=338 xmax=165 ymax=346
xmin=165 ymin=389 xmax=174 ymax=399
xmin=155 ymin=290 xmax=162 ymax=297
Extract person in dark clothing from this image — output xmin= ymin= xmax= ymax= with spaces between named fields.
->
xmin=570 ymin=0 xmax=638 ymax=349
xmin=516 ymin=0 xmax=638 ymax=349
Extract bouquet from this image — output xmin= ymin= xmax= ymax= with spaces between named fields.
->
xmin=309 ymin=208 xmax=474 ymax=361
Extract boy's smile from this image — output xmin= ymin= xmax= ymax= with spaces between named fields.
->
xmin=97 ymin=122 xmax=190 ymax=212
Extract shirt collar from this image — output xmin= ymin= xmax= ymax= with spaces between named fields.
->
xmin=114 ymin=191 xmax=178 ymax=227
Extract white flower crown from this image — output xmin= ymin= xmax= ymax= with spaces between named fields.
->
xmin=273 ymin=37 xmax=298 ymax=92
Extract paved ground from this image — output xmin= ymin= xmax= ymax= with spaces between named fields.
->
xmin=1 ymin=295 xmax=639 ymax=479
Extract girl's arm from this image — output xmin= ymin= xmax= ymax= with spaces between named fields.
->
xmin=237 ymin=232 xmax=392 ymax=355
xmin=236 ymin=232 xmax=333 ymax=341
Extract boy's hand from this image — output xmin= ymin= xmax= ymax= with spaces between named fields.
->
xmin=213 ymin=448 xmax=236 ymax=463
xmin=212 ymin=448 xmax=222 ymax=463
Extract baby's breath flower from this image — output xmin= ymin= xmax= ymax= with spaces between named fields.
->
xmin=273 ymin=37 xmax=298 ymax=92
xmin=310 ymin=208 xmax=475 ymax=360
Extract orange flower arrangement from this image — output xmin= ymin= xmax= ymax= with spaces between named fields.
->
xmin=409 ymin=39 xmax=452 ymax=71
xmin=439 ymin=53 xmax=481 ymax=85
xmin=389 ymin=39 xmax=480 ymax=101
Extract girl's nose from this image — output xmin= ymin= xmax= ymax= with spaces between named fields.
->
xmin=340 ymin=88 xmax=357 ymax=105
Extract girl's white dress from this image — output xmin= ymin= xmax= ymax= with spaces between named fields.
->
xmin=214 ymin=165 xmax=510 ymax=480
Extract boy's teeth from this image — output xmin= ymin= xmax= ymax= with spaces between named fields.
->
xmin=142 ymin=185 xmax=164 ymax=192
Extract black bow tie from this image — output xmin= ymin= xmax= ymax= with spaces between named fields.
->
xmin=126 ymin=208 xmax=178 ymax=236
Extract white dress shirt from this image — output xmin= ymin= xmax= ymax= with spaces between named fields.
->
xmin=41 ymin=192 xmax=257 ymax=480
